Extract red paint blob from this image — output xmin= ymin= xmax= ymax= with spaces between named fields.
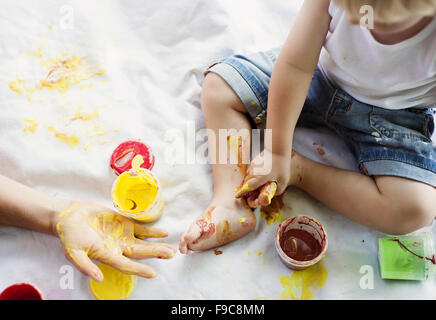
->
xmin=110 ymin=140 xmax=155 ymax=175
xmin=280 ymin=229 xmax=321 ymax=262
xmin=0 ymin=283 xmax=43 ymax=300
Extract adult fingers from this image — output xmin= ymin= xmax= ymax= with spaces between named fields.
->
xmin=134 ymin=224 xmax=168 ymax=239
xmin=124 ymin=240 xmax=176 ymax=260
xmin=99 ymin=252 xmax=157 ymax=278
xmin=67 ymin=249 xmax=103 ymax=282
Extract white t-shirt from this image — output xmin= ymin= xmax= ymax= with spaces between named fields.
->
xmin=319 ymin=1 xmax=436 ymax=110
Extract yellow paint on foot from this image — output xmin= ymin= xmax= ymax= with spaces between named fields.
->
xmin=89 ymin=263 xmax=137 ymax=300
xmin=23 ymin=118 xmax=38 ymax=134
xmin=278 ymin=263 xmax=328 ymax=300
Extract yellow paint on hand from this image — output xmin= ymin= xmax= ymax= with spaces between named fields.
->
xmin=89 ymin=263 xmax=137 ymax=300
xmin=234 ymin=182 xmax=254 ymax=198
xmin=23 ymin=118 xmax=38 ymax=134
xmin=47 ymin=126 xmax=80 ymax=148
xmin=112 ymin=169 xmax=158 ymax=213
xmin=278 ymin=263 xmax=328 ymax=300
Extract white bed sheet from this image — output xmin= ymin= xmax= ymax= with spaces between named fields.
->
xmin=0 ymin=0 xmax=435 ymax=300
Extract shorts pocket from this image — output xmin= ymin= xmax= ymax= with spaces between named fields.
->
xmin=369 ymin=109 xmax=432 ymax=143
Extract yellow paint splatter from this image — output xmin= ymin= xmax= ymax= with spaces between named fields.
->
xmin=278 ymin=263 xmax=328 ymax=300
xmin=23 ymin=118 xmax=38 ymax=134
xmin=38 ymin=54 xmax=105 ymax=93
xmin=72 ymin=106 xmax=99 ymax=121
xmin=257 ymin=251 xmax=266 ymax=265
xmin=47 ymin=126 xmax=80 ymax=148
xmin=248 ymin=251 xmax=251 ymax=256
xmin=9 ymin=51 xmax=105 ymax=99
xmin=24 ymin=45 xmax=44 ymax=58
xmin=9 ymin=77 xmax=35 ymax=101
xmin=260 ymin=194 xmax=286 ymax=226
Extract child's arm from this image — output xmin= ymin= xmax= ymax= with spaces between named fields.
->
xmin=238 ymin=0 xmax=332 ymax=196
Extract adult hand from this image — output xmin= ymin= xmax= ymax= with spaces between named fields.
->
xmin=53 ymin=200 xmax=176 ymax=282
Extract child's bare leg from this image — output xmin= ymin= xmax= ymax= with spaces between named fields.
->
xmin=179 ymin=73 xmax=256 ymax=253
xmin=290 ymin=152 xmax=436 ymax=235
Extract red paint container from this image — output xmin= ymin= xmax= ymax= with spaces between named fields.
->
xmin=0 ymin=283 xmax=43 ymax=300
xmin=110 ymin=141 xmax=155 ymax=175
xmin=275 ymin=215 xmax=327 ymax=271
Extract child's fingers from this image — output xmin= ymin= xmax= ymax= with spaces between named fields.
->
xmin=67 ymin=249 xmax=103 ymax=282
xmin=124 ymin=240 xmax=176 ymax=260
xmin=257 ymin=182 xmax=278 ymax=206
xmin=134 ymin=224 xmax=168 ymax=239
xmin=100 ymin=253 xmax=157 ymax=278
xmin=235 ymin=175 xmax=270 ymax=198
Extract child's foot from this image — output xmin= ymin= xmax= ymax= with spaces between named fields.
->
xmin=179 ymin=197 xmax=256 ymax=253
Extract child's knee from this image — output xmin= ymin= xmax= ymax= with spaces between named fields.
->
xmin=201 ymin=73 xmax=244 ymax=114
xmin=383 ymin=198 xmax=434 ymax=235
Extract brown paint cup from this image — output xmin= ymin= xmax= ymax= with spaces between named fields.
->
xmin=275 ymin=215 xmax=328 ymax=271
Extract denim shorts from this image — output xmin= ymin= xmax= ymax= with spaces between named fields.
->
xmin=206 ymin=47 xmax=436 ymax=187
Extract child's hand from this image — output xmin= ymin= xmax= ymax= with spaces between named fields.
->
xmin=235 ymin=149 xmax=291 ymax=207
xmin=53 ymin=200 xmax=176 ymax=282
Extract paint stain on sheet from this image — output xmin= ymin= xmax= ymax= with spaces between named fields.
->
xmin=23 ymin=118 xmax=38 ymax=134
xmin=47 ymin=126 xmax=80 ymax=148
xmin=257 ymin=251 xmax=266 ymax=265
xmin=260 ymin=194 xmax=286 ymax=226
xmin=11 ymin=46 xmax=119 ymax=150
xmin=278 ymin=262 xmax=328 ymax=300
xmin=316 ymin=147 xmax=325 ymax=156
xmin=39 ymin=54 xmax=105 ymax=93
xmin=9 ymin=51 xmax=105 ymax=99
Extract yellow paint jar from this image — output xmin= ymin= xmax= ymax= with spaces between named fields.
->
xmin=112 ymin=167 xmax=164 ymax=223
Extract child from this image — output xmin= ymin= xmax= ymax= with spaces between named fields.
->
xmin=179 ymin=0 xmax=436 ymax=253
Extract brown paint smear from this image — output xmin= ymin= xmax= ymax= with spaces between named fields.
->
xmin=216 ymin=220 xmax=239 ymax=245
xmin=192 ymin=206 xmax=216 ymax=244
